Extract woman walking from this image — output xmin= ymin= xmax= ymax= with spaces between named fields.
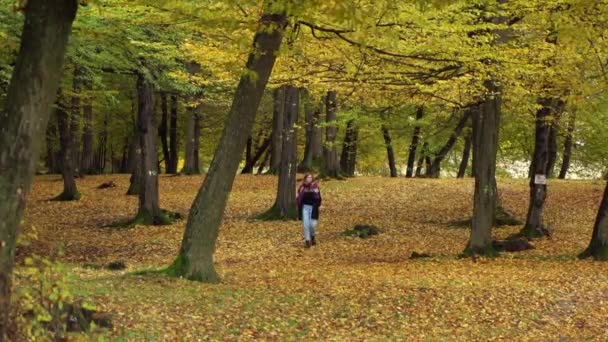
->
xmin=297 ymin=174 xmax=322 ymax=248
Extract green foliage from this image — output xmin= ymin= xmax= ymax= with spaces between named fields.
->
xmin=12 ymin=254 xmax=95 ymax=340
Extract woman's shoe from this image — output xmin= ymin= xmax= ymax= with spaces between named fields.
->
xmin=305 ymin=240 xmax=311 ymax=248
xmin=311 ymin=236 xmax=317 ymax=246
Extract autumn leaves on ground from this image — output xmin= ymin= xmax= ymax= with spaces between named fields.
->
xmin=21 ymin=174 xmax=608 ymax=340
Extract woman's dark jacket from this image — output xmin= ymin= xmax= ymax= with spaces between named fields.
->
xmin=297 ymin=185 xmax=322 ymax=220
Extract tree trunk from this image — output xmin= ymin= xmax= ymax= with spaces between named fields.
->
xmin=457 ymin=130 xmax=472 ymax=178
xmin=70 ymin=67 xmax=83 ymax=177
xmin=134 ymin=73 xmax=166 ymax=225
xmin=55 ymin=103 xmax=80 ymax=200
xmin=465 ymin=82 xmax=501 ymax=256
xmin=340 ymin=119 xmax=358 ymax=177
xmin=429 ymin=110 xmax=471 ymax=178
xmin=167 ymin=94 xmax=178 ymax=174
xmin=45 ymin=112 xmax=62 ymax=174
xmin=242 ymin=134 xmax=271 ymax=174
xmin=257 ymin=149 xmax=271 ymax=175
xmin=559 ymin=112 xmax=575 ymax=179
xmin=268 ymin=86 xmax=285 ymax=174
xmin=265 ymin=85 xmax=299 ymax=219
xmin=406 ymin=106 xmax=424 ymax=178
xmin=182 ymin=107 xmax=201 ymax=175
xmin=80 ymin=79 xmax=94 ymax=174
xmin=55 ymin=104 xmax=80 ymax=201
xmin=159 ymin=91 xmax=170 ymax=173
xmin=546 ymin=122 xmax=558 ymax=179
xmin=298 ymin=89 xmax=320 ymax=173
xmin=168 ymin=7 xmax=287 ymax=282
xmin=95 ymin=113 xmax=108 ymax=174
xmin=415 ymin=155 xmax=424 ymax=177
xmin=322 ymin=90 xmax=340 ymax=178
xmin=521 ymin=99 xmax=562 ymax=238
xmin=245 ymin=135 xmax=253 ymax=169
xmin=126 ymin=129 xmax=141 ymax=195
xmin=0 ymin=0 xmax=77 ymax=338
xmin=579 ymin=181 xmax=608 ymax=260
xmin=382 ymin=125 xmax=397 ymax=177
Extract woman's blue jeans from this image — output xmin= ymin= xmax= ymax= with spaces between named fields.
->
xmin=302 ymin=204 xmax=318 ymax=241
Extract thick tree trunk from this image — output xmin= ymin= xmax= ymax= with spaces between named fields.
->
xmin=242 ymin=134 xmax=271 ymax=174
xmin=134 ymin=73 xmax=166 ymax=225
xmin=168 ymin=8 xmax=287 ymax=282
xmin=55 ymin=104 xmax=80 ymax=200
xmin=298 ymin=89 xmax=320 ymax=172
xmin=265 ymin=85 xmax=299 ymax=219
xmin=167 ymin=94 xmax=178 ymax=174
xmin=182 ymin=108 xmax=201 ymax=175
xmin=428 ymin=110 xmax=471 ymax=178
xmin=382 ymin=125 xmax=397 ymax=177
xmin=465 ymin=82 xmax=501 ymax=256
xmin=559 ymin=112 xmax=575 ymax=179
xmin=406 ymin=106 xmax=424 ymax=178
xmin=340 ymin=120 xmax=358 ymax=177
xmin=80 ymin=79 xmax=94 ymax=174
xmin=322 ymin=90 xmax=340 ymax=178
xmin=159 ymin=92 xmax=170 ymax=173
xmin=521 ymin=99 xmax=562 ymax=238
xmin=268 ymin=86 xmax=285 ymax=174
xmin=579 ymin=181 xmax=608 ymax=260
xmin=0 ymin=1 xmax=77 ymax=338
xmin=457 ymin=130 xmax=472 ymax=178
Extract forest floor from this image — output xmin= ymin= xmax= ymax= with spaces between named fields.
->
xmin=17 ymin=174 xmax=608 ymax=341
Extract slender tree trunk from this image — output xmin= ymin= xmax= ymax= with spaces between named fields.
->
xmin=298 ymin=89 xmax=319 ymax=172
xmin=382 ymin=125 xmax=397 ymax=177
xmin=169 ymin=7 xmax=287 ymax=282
xmin=70 ymin=67 xmax=83 ymax=178
xmin=245 ymin=135 xmax=253 ymax=168
xmin=257 ymin=149 xmax=271 ymax=175
xmin=45 ymin=112 xmax=62 ymax=174
xmin=521 ymin=99 xmax=561 ymax=238
xmin=406 ymin=106 xmax=424 ymax=178
xmin=415 ymin=155 xmax=424 ymax=177
xmin=429 ymin=110 xmax=471 ymax=178
xmin=268 ymin=86 xmax=285 ymax=174
xmin=547 ymin=124 xmax=558 ymax=179
xmin=96 ymin=113 xmax=108 ymax=174
xmin=312 ymin=108 xmax=323 ymax=162
xmin=182 ymin=107 xmax=202 ymax=175
xmin=55 ymin=104 xmax=80 ymax=200
xmin=120 ymin=137 xmax=129 ymax=173
xmin=340 ymin=120 xmax=358 ymax=177
xmin=559 ymin=112 xmax=575 ymax=179
xmin=126 ymin=129 xmax=141 ymax=195
xmin=242 ymin=134 xmax=271 ymax=174
xmin=322 ymin=90 xmax=340 ymax=178
xmin=167 ymin=94 xmax=178 ymax=174
xmin=457 ymin=130 xmax=472 ymax=178
xmin=0 ymin=1 xmax=77 ymax=338
xmin=266 ymin=85 xmax=299 ymax=219
xmin=80 ymin=78 xmax=94 ymax=174
xmin=579 ymin=181 xmax=608 ymax=260
xmin=134 ymin=72 xmax=166 ymax=225
xmin=159 ymin=92 xmax=170 ymax=173
xmin=465 ymin=82 xmax=501 ymax=256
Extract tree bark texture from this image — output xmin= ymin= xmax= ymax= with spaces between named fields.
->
xmin=322 ymin=90 xmax=340 ymax=178
xmin=382 ymin=125 xmax=397 ymax=177
xmin=406 ymin=106 xmax=424 ymax=178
